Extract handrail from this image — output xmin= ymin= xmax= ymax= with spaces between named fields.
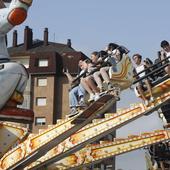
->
xmin=133 ymin=62 xmax=169 ymax=84
xmin=152 ymin=70 xmax=165 ymax=78
xmin=71 ymin=54 xmax=110 ymax=85
xmin=134 ymin=56 xmax=170 ymax=77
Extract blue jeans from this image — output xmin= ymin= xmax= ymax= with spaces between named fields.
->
xmin=69 ymin=84 xmax=85 ymax=108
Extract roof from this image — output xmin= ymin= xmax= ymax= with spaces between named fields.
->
xmin=8 ymin=39 xmax=76 ymax=56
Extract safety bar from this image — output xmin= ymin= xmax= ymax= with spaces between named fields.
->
xmin=134 ymin=56 xmax=170 ymax=77
xmin=133 ymin=62 xmax=169 ymax=84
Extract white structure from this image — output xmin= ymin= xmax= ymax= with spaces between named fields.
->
xmin=0 ymin=0 xmax=32 ymax=109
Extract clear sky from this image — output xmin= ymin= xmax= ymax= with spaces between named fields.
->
xmin=8 ymin=0 xmax=170 ymax=60
xmin=7 ymin=0 xmax=170 ymax=169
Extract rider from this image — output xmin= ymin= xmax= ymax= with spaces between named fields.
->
xmin=99 ymin=43 xmax=119 ymax=90
xmin=0 ymin=0 xmax=32 ymax=109
xmin=132 ymin=54 xmax=154 ymax=106
xmin=160 ymin=40 xmax=170 ymax=76
xmin=63 ymin=59 xmax=86 ymax=116
xmin=95 ymin=43 xmax=129 ymax=91
xmin=80 ymin=52 xmax=101 ymax=102
xmin=93 ymin=50 xmax=112 ymax=92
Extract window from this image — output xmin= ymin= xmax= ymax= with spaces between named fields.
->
xmin=36 ymin=97 xmax=47 ymax=106
xmin=35 ymin=117 xmax=46 ymax=125
xmin=38 ymin=59 xmax=48 ymax=67
xmin=37 ymin=78 xmax=47 ymax=86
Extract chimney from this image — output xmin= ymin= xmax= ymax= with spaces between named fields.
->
xmin=24 ymin=26 xmax=33 ymax=50
xmin=13 ymin=30 xmax=17 ymax=47
xmin=44 ymin=27 xmax=48 ymax=46
xmin=67 ymin=39 xmax=71 ymax=48
xmin=29 ymin=28 xmax=33 ymax=47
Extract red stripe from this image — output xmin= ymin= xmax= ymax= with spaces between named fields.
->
xmin=0 ymin=107 xmax=34 ymax=118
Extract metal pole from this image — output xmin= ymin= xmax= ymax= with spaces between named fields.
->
xmin=93 ymin=101 xmax=116 ymax=170
xmin=107 ymin=102 xmax=116 ymax=170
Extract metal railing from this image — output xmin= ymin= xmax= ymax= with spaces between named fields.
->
xmin=133 ymin=61 xmax=169 ymax=84
xmin=134 ymin=56 xmax=170 ymax=78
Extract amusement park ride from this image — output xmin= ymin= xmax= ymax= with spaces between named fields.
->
xmin=0 ymin=0 xmax=170 ymax=170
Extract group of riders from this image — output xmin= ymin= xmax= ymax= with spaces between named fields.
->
xmin=64 ymin=40 xmax=170 ymax=116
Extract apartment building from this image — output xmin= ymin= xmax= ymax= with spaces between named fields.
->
xmin=8 ymin=26 xmax=88 ymax=133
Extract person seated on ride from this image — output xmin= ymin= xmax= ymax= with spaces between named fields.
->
xmin=92 ymin=50 xmax=109 ymax=92
xmin=143 ymin=58 xmax=156 ymax=81
xmin=132 ymin=54 xmax=154 ymax=106
xmin=98 ymin=43 xmax=120 ymax=90
xmin=63 ymin=59 xmax=87 ymax=116
xmin=80 ymin=52 xmax=101 ymax=102
xmin=90 ymin=43 xmax=119 ymax=93
xmin=153 ymin=51 xmax=167 ymax=79
xmin=144 ymin=58 xmax=153 ymax=68
xmin=160 ymin=40 xmax=170 ymax=76
xmin=98 ymin=43 xmax=129 ymax=90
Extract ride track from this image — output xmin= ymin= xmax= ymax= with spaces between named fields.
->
xmin=26 ymin=91 xmax=170 ymax=170
xmin=49 ymin=129 xmax=170 ymax=170
xmin=0 ymin=89 xmax=170 ymax=170
xmin=0 ymin=122 xmax=28 ymax=158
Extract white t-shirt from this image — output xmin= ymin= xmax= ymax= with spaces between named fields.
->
xmin=135 ymin=64 xmax=145 ymax=78
xmin=166 ymin=52 xmax=170 ymax=61
xmin=79 ymin=69 xmax=85 ymax=76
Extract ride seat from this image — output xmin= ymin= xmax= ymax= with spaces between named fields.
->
xmin=135 ymin=74 xmax=170 ymax=99
xmin=109 ymin=54 xmax=134 ymax=90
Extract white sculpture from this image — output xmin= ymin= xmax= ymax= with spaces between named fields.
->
xmin=0 ymin=0 xmax=32 ymax=110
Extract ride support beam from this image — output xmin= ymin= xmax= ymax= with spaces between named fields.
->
xmin=25 ymin=92 xmax=170 ymax=170
xmin=51 ymin=129 xmax=170 ymax=170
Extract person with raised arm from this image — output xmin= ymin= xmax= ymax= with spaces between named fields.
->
xmin=63 ymin=59 xmax=86 ymax=116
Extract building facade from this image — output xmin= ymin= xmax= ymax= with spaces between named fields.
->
xmin=8 ymin=26 xmax=88 ymax=133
